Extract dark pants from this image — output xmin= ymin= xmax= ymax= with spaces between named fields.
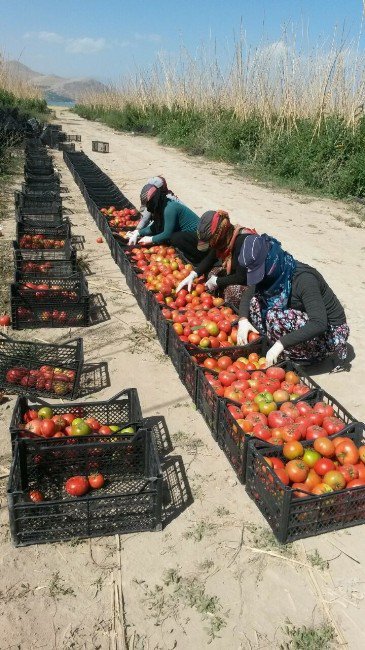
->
xmin=169 ymin=231 xmax=207 ymax=265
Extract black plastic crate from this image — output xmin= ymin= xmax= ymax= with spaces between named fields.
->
xmin=58 ymin=142 xmax=76 ymax=152
xmin=149 ymin=295 xmax=170 ymax=354
xmin=92 ymin=141 xmax=109 ymax=153
xmin=14 ymin=250 xmax=77 ymax=278
xmin=65 ymin=134 xmax=81 ymax=142
xmin=0 ymin=334 xmax=83 ymax=400
xmin=218 ymin=387 xmax=358 ymax=485
xmin=245 ymin=424 xmax=365 ymax=543
xmin=11 ymin=278 xmax=89 ymax=330
xmin=15 ymin=191 xmax=61 ymax=211
xmin=9 ymin=389 xmax=142 ymax=447
xmin=19 ymin=184 xmax=60 ymax=201
xmin=13 ymin=272 xmax=87 ymax=301
xmin=130 ymin=273 xmax=151 ymax=319
xmin=16 ymin=206 xmax=64 ymax=228
xmin=8 ymin=429 xmax=162 ymax=546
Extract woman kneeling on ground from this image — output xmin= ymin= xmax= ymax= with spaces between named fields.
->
xmin=128 ymin=177 xmax=207 ymax=265
xmin=176 ymin=210 xmax=257 ymax=308
xmin=236 ymin=234 xmax=350 ymax=370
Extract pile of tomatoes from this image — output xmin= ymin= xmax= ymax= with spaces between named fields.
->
xmin=265 ymin=436 xmax=365 ymax=497
xmin=18 ymin=282 xmax=78 ymax=301
xmin=21 ymin=406 xmax=135 ymax=439
xmin=205 ymin=359 xmax=311 ymax=407
xmin=6 ymin=366 xmax=75 ymax=395
xmin=19 ymin=234 xmax=66 ymax=250
xmin=130 ymin=245 xmax=193 ymax=297
xmin=15 ymin=306 xmax=82 ymax=325
xmin=100 ymin=206 xmax=139 ymax=228
xmin=19 ymin=261 xmax=55 ymax=275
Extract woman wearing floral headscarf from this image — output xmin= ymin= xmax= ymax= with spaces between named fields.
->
xmin=176 ymin=210 xmax=257 ymax=307
xmin=129 ymin=177 xmax=207 ymax=264
xmin=237 ymin=234 xmax=350 ymax=370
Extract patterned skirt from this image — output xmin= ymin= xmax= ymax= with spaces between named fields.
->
xmin=249 ymin=296 xmax=349 ymax=364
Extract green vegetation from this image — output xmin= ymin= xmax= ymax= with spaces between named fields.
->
xmin=0 ymin=87 xmax=48 ymax=121
xmin=74 ymin=103 xmax=365 ymax=199
xmin=280 ymin=621 xmax=336 ymax=650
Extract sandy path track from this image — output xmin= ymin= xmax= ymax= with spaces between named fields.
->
xmin=0 ymin=109 xmax=363 ymax=649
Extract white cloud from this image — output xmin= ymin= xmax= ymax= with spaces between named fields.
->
xmin=22 ymin=31 xmax=108 ymax=54
xmin=38 ymin=31 xmax=65 ymax=44
xmin=66 ymin=37 xmax=106 ymax=54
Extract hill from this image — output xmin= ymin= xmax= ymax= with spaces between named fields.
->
xmin=3 ymin=60 xmax=107 ymax=101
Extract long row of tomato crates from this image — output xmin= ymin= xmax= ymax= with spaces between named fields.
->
xmin=6 ymin=138 xmax=163 ymax=546
xmin=63 ymin=150 xmax=365 ymax=543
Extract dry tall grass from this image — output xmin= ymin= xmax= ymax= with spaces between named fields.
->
xmin=78 ymin=33 xmax=365 ymax=128
xmin=0 ymin=54 xmax=43 ymax=101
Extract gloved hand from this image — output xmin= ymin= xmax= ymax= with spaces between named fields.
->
xmin=237 ymin=318 xmax=259 ymax=346
xmin=127 ymin=230 xmax=139 ymax=246
xmin=265 ymin=341 xmax=284 ymax=367
xmin=139 ymin=236 xmax=153 ymax=245
xmin=205 ymin=275 xmax=217 ymax=292
xmin=176 ymin=271 xmax=198 ymax=294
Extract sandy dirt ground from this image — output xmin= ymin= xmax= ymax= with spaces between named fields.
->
xmin=0 ymin=107 xmax=364 ymax=650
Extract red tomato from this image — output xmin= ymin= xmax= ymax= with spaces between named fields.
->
xmin=88 ymin=473 xmax=105 ymax=489
xmin=85 ymin=417 xmax=101 ymax=432
xmin=313 ymin=402 xmax=335 ymax=418
xmin=338 ymin=464 xmax=359 ymax=483
xmin=285 ymin=371 xmax=300 ymax=385
xmin=218 ymin=371 xmax=236 ymax=387
xmin=283 ymin=441 xmax=304 ymax=460
xmin=335 ymin=441 xmax=359 ymax=465
xmin=271 ymin=458 xmax=285 ymax=469
xmin=252 ymin=424 xmax=271 ymax=441
xmin=265 ymin=366 xmax=285 ymax=381
xmin=304 ymin=412 xmax=324 ymax=427
xmin=25 ymin=418 xmax=43 ymax=436
xmin=28 ymin=490 xmax=44 ymax=502
xmin=313 ymin=437 xmax=335 ymax=458
xmin=314 ymin=458 xmax=336 ymax=476
xmin=274 ymin=468 xmax=290 ymax=485
xmin=354 ymin=463 xmax=365 ymax=482
xmin=52 ymin=415 xmax=67 ymax=432
xmin=291 ymin=482 xmax=310 ymax=498
xmin=304 ymin=469 xmax=321 ymax=490
xmin=347 ymin=479 xmax=365 ymax=488
xmin=286 ymin=459 xmax=309 ymax=483
xmin=322 ymin=416 xmax=344 ymax=435
xmin=245 ymin=412 xmax=267 ymax=426
xmin=40 ymin=418 xmax=56 ymax=438
xmin=98 ymin=426 xmax=112 ymax=436
xmin=65 ymin=476 xmax=89 ymax=496
xmin=282 ymin=423 xmax=306 ymax=442
xmin=62 ymin=413 xmax=76 ymax=425
xmin=267 ymin=411 xmax=294 ymax=429
xmin=306 ymin=425 xmax=328 ymax=441
xmin=295 ymin=401 xmax=313 ymax=416
xmin=323 ymin=470 xmax=346 ymax=490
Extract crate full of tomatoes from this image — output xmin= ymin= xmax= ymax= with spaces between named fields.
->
xmin=0 ymin=334 xmax=83 ymax=400
xmin=11 ymin=273 xmax=89 ymax=329
xmin=9 ymin=389 xmax=142 ymax=448
xmin=245 ymin=424 xmax=365 ymax=543
xmin=7 ymin=429 xmax=163 ymax=546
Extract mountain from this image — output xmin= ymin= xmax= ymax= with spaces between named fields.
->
xmin=3 ymin=60 xmax=107 ymax=102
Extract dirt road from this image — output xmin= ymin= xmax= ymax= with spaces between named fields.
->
xmin=0 ymin=108 xmax=364 ymax=650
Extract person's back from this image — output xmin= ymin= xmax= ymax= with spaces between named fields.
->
xmin=163 ymin=199 xmax=199 ymax=233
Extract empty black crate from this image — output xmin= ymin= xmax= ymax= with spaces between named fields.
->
xmin=218 ymin=386 xmax=358 ymax=485
xmin=8 ymin=429 xmax=162 ymax=546
xmin=0 ymin=334 xmax=83 ymax=400
xmin=16 ymin=206 xmax=64 ymax=228
xmin=10 ymin=389 xmax=142 ymax=447
xmin=92 ymin=141 xmax=109 ymax=153
xmin=245 ymin=424 xmax=365 ymax=543
xmin=58 ymin=142 xmax=76 ymax=152
xmin=14 ymin=250 xmax=77 ymax=278
xmin=15 ymin=191 xmax=61 ymax=211
xmin=11 ymin=275 xmax=89 ymax=329
xmin=65 ymin=134 xmax=81 ymax=142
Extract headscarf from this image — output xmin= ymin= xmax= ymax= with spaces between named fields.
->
xmin=139 ymin=176 xmax=182 ymax=232
xmin=254 ymin=235 xmax=297 ymax=321
xmin=197 ymin=210 xmax=257 ymax=274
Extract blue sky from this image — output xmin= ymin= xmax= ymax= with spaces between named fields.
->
xmin=1 ymin=0 xmax=365 ymax=81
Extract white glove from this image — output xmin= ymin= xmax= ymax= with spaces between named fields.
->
xmin=266 ymin=341 xmax=284 ymax=367
xmin=127 ymin=230 xmax=139 ymax=246
xmin=176 ymin=271 xmax=197 ymax=294
xmin=205 ymin=275 xmax=217 ymax=292
xmin=139 ymin=236 xmax=153 ymax=245
xmin=237 ymin=318 xmax=259 ymax=346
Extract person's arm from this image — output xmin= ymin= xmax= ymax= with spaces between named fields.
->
xmin=138 ymin=224 xmax=153 ymax=237
xmin=195 ymin=249 xmax=218 ymax=276
xmin=151 ymin=203 xmax=178 ymax=244
xmin=217 ymin=268 xmax=247 ymax=289
xmin=238 ymin=285 xmax=256 ymax=318
xmin=280 ymin=273 xmax=328 ymax=348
